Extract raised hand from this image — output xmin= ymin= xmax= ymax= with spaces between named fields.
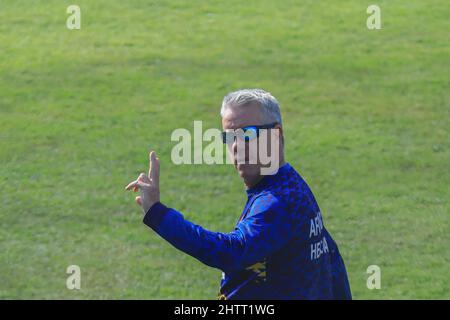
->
xmin=125 ymin=151 xmax=160 ymax=214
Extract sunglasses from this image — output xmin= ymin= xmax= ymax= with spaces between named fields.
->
xmin=222 ymin=123 xmax=278 ymax=144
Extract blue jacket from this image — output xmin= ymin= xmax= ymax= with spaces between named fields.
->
xmin=143 ymin=163 xmax=352 ymax=299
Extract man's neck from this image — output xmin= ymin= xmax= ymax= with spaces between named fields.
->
xmin=245 ymin=159 xmax=286 ymax=189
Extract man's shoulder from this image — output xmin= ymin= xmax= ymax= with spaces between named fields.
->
xmin=243 ymin=192 xmax=293 ymax=226
xmin=250 ymin=191 xmax=285 ymax=213
xmin=264 ymin=165 xmax=320 ymax=215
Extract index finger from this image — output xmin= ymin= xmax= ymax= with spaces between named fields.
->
xmin=149 ymin=151 xmax=160 ymax=186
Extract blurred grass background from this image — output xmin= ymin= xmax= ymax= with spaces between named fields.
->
xmin=0 ymin=0 xmax=449 ymax=299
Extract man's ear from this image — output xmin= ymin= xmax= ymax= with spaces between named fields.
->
xmin=274 ymin=124 xmax=284 ymax=143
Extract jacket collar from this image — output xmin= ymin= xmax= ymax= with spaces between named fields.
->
xmin=246 ymin=162 xmax=291 ymax=196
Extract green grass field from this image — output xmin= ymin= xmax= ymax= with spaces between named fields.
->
xmin=0 ymin=0 xmax=449 ymax=299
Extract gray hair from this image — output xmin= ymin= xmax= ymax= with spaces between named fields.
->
xmin=220 ymin=89 xmax=282 ymax=125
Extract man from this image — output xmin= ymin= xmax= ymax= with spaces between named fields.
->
xmin=125 ymin=89 xmax=352 ymax=300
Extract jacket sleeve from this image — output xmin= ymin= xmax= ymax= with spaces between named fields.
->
xmin=143 ymin=194 xmax=295 ymax=273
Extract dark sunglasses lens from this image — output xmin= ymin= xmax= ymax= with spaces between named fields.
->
xmin=222 ymin=132 xmax=235 ymax=144
xmin=243 ymin=127 xmax=258 ymax=141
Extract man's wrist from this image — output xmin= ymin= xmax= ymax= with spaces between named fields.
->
xmin=143 ymin=201 xmax=169 ymax=229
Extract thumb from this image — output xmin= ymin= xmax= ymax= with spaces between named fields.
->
xmin=135 ymin=196 xmax=142 ymax=206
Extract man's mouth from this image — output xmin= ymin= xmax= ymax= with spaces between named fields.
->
xmin=234 ymin=157 xmax=250 ymax=167
xmin=236 ymin=162 xmax=253 ymax=172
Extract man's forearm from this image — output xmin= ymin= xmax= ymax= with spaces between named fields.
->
xmin=143 ymin=202 xmax=246 ymax=273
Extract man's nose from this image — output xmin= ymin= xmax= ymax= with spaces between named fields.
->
xmin=232 ymin=138 xmax=252 ymax=164
xmin=231 ymin=139 xmax=238 ymax=155
xmin=228 ymin=139 xmax=238 ymax=163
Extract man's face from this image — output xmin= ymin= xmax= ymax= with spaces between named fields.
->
xmin=222 ymin=102 xmax=281 ymax=188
